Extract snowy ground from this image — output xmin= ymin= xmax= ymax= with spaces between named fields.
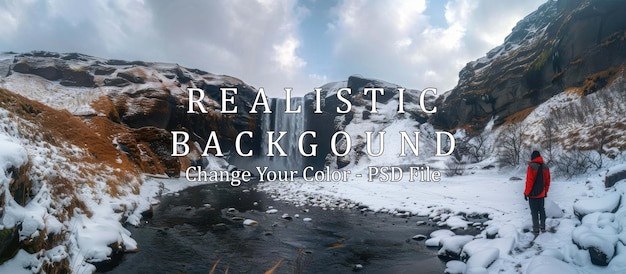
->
xmin=257 ymin=161 xmax=626 ymax=274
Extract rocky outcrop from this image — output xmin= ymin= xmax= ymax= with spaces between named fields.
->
xmin=432 ymin=0 xmax=626 ymax=131
xmin=605 ymin=167 xmax=626 ymax=188
xmin=11 ymin=51 xmax=95 ymax=87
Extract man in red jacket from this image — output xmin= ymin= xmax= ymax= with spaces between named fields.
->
xmin=524 ymin=150 xmax=551 ymax=235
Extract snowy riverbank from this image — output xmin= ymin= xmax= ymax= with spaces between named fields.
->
xmin=257 ymin=163 xmax=626 ymax=273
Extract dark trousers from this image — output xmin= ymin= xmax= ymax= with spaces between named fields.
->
xmin=528 ymin=198 xmax=546 ymax=232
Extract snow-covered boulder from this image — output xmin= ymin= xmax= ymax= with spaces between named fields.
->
xmin=525 ymin=256 xmax=579 ymax=274
xmin=444 ymin=216 xmax=469 ymax=230
xmin=545 ymin=200 xmax=564 ymax=218
xmin=484 ymin=226 xmax=498 ymax=239
xmin=461 ymin=238 xmax=514 ymax=260
xmin=605 ymin=164 xmax=626 ymax=188
xmin=444 ymin=260 xmax=466 ymax=274
xmin=426 ymin=229 xmax=456 ymax=247
xmin=438 ymin=235 xmax=474 ymax=259
xmin=466 ymin=247 xmax=499 ymax=269
xmin=573 ymin=192 xmax=621 ymax=219
xmin=572 ymin=216 xmax=619 ymax=266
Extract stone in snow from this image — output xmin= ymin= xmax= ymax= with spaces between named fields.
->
xmin=430 ymin=229 xmax=456 ymax=238
xmin=465 ymin=247 xmax=499 ymax=269
xmin=573 ymin=192 xmax=621 ymax=219
xmin=243 ymin=219 xmax=258 ymax=226
xmin=444 ymin=260 xmax=466 ymax=274
xmin=412 ymin=234 xmax=427 ymax=241
xmin=545 ymin=200 xmax=564 ymax=218
xmin=439 ymin=235 xmax=474 ymax=258
xmin=461 ymin=238 xmax=515 ymax=260
xmin=426 ymin=229 xmax=456 ymax=247
xmin=425 ymin=238 xmax=441 ymax=247
xmin=266 ymin=209 xmax=278 ymax=214
xmin=571 ymin=219 xmax=618 ymax=266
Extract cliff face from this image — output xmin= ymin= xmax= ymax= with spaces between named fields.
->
xmin=432 ymin=0 xmax=626 ymax=131
xmin=0 ymin=51 xmax=261 ymax=176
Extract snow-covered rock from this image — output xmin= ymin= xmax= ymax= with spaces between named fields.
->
xmin=412 ymin=234 xmax=427 ymax=241
xmin=466 ymin=248 xmax=499 ymax=269
xmin=438 ymin=235 xmax=474 ymax=259
xmin=426 ymin=229 xmax=456 ymax=247
xmin=545 ymin=200 xmax=565 ymax=218
xmin=243 ymin=219 xmax=258 ymax=226
xmin=461 ymin=238 xmax=515 ymax=260
xmin=605 ymin=164 xmax=626 ymax=188
xmin=572 ymin=213 xmax=619 ymax=266
xmin=444 ymin=216 xmax=469 ymax=230
xmin=573 ymin=192 xmax=622 ymax=219
xmin=444 ymin=260 xmax=466 ymax=274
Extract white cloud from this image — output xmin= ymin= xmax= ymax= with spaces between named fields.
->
xmin=141 ymin=0 xmax=318 ymax=95
xmin=326 ymin=0 xmax=546 ymax=93
xmin=273 ymin=36 xmax=307 ymax=74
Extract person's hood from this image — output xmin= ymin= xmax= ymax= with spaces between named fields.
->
xmin=530 ymin=155 xmax=545 ymax=164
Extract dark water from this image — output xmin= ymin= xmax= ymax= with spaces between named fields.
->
xmin=110 ymin=182 xmax=453 ymax=274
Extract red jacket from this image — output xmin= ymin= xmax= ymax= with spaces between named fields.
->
xmin=524 ymin=156 xmax=550 ymax=198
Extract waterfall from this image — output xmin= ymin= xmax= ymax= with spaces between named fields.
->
xmin=260 ymin=97 xmax=306 ymax=172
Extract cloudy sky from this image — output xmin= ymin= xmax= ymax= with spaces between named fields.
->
xmin=0 ymin=0 xmax=546 ymax=97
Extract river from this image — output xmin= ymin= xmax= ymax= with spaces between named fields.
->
xmin=110 ymin=182 xmax=468 ymax=274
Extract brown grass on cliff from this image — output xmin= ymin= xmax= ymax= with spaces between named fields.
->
xmin=580 ymin=66 xmax=620 ymax=95
xmin=0 ymin=88 xmax=140 ymax=196
xmin=503 ymin=106 xmax=537 ymax=125
xmin=90 ymin=96 xmax=179 ymax=176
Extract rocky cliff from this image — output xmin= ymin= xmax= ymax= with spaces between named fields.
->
xmin=0 ymin=51 xmax=261 ymax=176
xmin=432 ymin=0 xmax=626 ymax=131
